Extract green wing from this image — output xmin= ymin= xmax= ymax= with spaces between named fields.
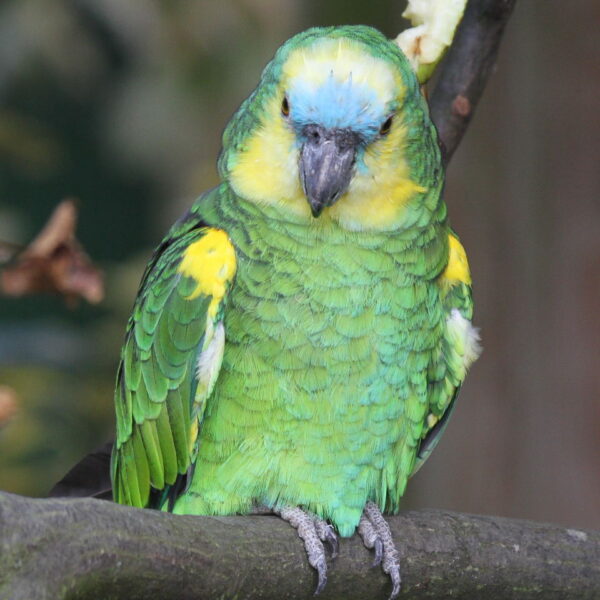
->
xmin=413 ymin=232 xmax=480 ymax=474
xmin=111 ymin=225 xmax=236 ymax=508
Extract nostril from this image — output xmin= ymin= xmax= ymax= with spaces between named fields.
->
xmin=304 ymin=124 xmax=323 ymax=145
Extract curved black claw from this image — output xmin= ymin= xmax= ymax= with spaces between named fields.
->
xmin=372 ymin=537 xmax=383 ymax=567
xmin=318 ymin=522 xmax=339 ymax=559
xmin=328 ymin=533 xmax=340 ymax=559
xmin=387 ymin=564 xmax=401 ymax=600
xmin=314 ymin=557 xmax=328 ymax=595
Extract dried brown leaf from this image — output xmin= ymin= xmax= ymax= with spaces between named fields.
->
xmin=0 ymin=199 xmax=104 ymax=306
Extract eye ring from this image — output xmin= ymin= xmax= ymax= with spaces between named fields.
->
xmin=379 ymin=115 xmax=393 ymax=136
xmin=281 ymin=96 xmax=290 ymax=117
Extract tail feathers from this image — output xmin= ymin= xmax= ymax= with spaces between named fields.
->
xmin=49 ymin=439 xmax=194 ymax=511
xmin=48 ymin=441 xmax=113 ymax=500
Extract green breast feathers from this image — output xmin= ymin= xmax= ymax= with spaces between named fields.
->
xmin=111 ymin=24 xmax=480 ymax=599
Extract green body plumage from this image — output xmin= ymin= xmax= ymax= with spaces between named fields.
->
xmin=112 ymin=25 xmax=479 ymax=539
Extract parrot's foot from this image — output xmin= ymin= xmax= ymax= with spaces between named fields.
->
xmin=358 ymin=501 xmax=401 ymax=600
xmin=275 ymin=506 xmax=338 ymax=595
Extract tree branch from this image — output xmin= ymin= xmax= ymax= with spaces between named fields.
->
xmin=1 ymin=491 xmax=598 ymax=600
xmin=430 ymin=0 xmax=517 ymax=166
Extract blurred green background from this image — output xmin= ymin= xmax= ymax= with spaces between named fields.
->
xmin=1 ymin=0 xmax=598 ymax=530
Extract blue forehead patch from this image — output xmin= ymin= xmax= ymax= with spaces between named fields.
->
xmin=288 ymin=72 xmax=388 ymax=140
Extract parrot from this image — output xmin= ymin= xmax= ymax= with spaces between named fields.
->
xmin=111 ymin=25 xmax=480 ymax=598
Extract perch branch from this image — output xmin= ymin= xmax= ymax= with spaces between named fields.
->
xmin=1 ymin=492 xmax=598 ymax=600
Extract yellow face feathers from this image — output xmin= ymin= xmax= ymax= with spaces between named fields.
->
xmin=329 ymin=119 xmax=427 ymax=231
xmin=228 ymin=95 xmax=307 ymax=217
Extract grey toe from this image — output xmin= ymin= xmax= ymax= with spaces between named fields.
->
xmin=358 ymin=502 xmax=402 ymax=598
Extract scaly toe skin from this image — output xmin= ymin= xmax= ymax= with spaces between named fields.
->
xmin=359 ymin=502 xmax=402 ymax=600
xmin=358 ymin=513 xmax=382 ymax=566
xmin=276 ymin=506 xmax=333 ymax=595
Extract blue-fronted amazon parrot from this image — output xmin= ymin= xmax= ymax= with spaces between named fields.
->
xmin=111 ymin=25 xmax=480 ymax=598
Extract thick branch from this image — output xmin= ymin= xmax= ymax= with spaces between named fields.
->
xmin=430 ymin=0 xmax=517 ymax=166
xmin=1 ymin=492 xmax=598 ymax=600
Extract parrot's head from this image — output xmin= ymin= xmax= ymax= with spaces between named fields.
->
xmin=219 ymin=26 xmax=443 ymax=231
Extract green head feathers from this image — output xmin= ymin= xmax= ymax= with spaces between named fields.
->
xmin=218 ymin=25 xmax=443 ymax=231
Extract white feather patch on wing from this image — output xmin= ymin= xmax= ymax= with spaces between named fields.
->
xmin=446 ymin=308 xmax=482 ymax=370
xmin=195 ymin=321 xmax=225 ymax=401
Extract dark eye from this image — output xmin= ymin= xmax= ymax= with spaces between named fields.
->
xmin=281 ymin=96 xmax=290 ymax=117
xmin=379 ymin=116 xmax=393 ymax=136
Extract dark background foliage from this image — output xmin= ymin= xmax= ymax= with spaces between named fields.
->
xmin=0 ymin=0 xmax=598 ymax=530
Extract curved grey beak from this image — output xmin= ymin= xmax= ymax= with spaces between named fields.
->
xmin=300 ymin=125 xmax=358 ymax=218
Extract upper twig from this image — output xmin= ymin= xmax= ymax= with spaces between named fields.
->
xmin=429 ymin=0 xmax=517 ymax=167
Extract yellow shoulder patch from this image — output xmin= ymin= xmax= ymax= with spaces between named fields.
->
xmin=178 ymin=229 xmax=237 ymax=317
xmin=440 ymin=233 xmax=471 ymax=286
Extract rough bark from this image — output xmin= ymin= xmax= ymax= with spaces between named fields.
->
xmin=430 ymin=0 xmax=518 ymax=166
xmin=1 ymin=492 xmax=598 ymax=600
